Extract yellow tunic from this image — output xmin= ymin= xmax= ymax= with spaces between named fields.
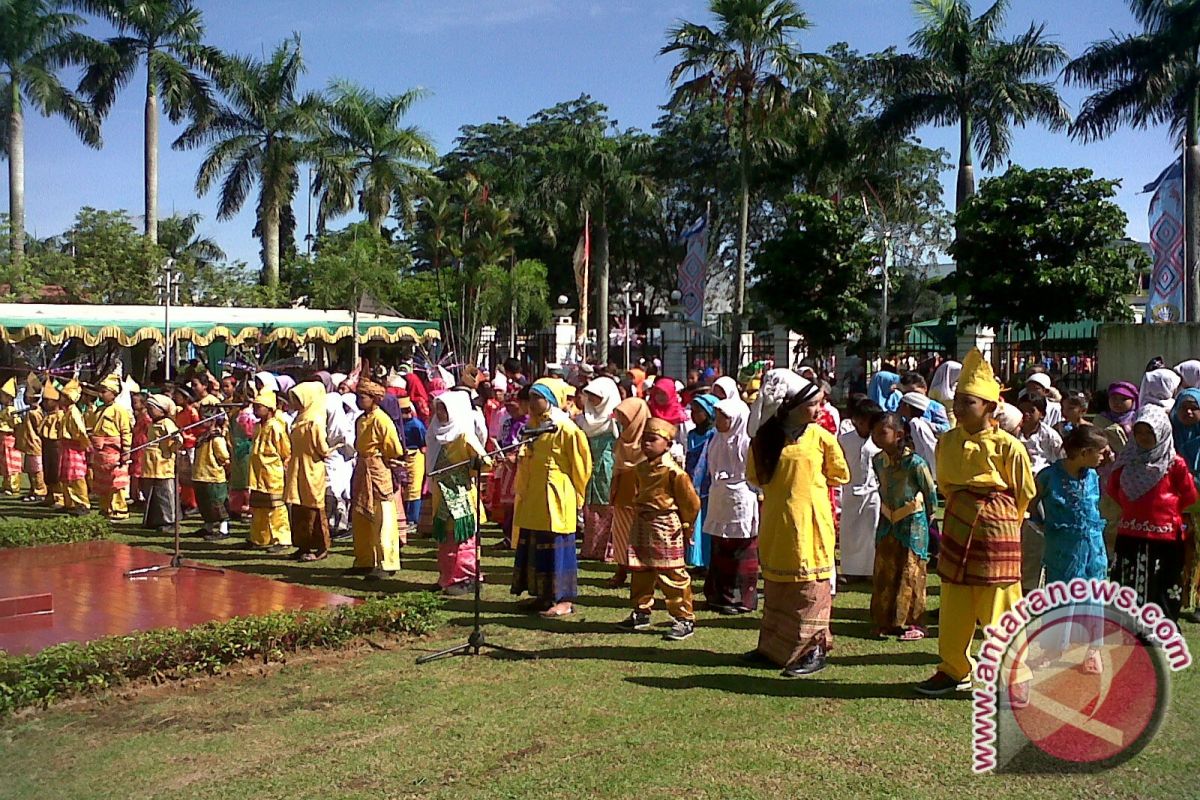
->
xmin=352 ymin=408 xmax=405 ymax=570
xmin=249 ymin=416 xmax=290 ymax=495
xmin=430 ymin=435 xmax=487 ymax=521
xmin=61 ymin=405 xmax=89 ymax=450
xmin=40 ymin=408 xmax=63 ymax=442
xmin=512 ymin=415 xmax=592 ymax=534
xmin=193 ymin=435 xmax=230 ymax=483
xmin=284 ymin=383 xmax=329 ymax=508
xmin=90 ymin=403 xmax=133 ymax=449
xmin=0 ymin=405 xmax=16 ymax=434
xmin=934 ymin=424 xmax=1036 ymax=517
xmin=15 ymin=408 xmax=43 ymax=457
xmin=356 ymin=408 xmax=403 ymax=464
xmin=748 ymin=424 xmax=849 ymax=583
xmin=141 ymin=418 xmax=180 ymax=479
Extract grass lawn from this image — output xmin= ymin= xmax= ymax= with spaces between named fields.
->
xmin=1 ymin=494 xmax=1197 ymax=799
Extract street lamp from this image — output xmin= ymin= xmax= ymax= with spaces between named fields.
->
xmin=155 ymin=258 xmax=181 ymax=380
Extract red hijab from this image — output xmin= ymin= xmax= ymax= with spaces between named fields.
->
xmin=648 ymin=378 xmax=687 ymax=425
xmin=405 ymin=371 xmax=432 ymax=424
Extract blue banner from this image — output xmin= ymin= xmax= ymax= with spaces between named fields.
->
xmin=1144 ymin=160 xmax=1185 ymax=323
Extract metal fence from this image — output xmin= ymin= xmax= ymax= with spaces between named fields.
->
xmin=993 ymin=336 xmax=1098 ymax=395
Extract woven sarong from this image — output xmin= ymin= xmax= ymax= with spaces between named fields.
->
xmin=870 ymin=535 xmax=927 ymax=630
xmin=705 ymin=536 xmax=760 ymax=611
xmin=89 ymin=435 xmax=129 ymax=495
xmin=0 ymin=433 xmax=22 ymax=478
xmin=628 ymin=508 xmax=685 ymax=570
xmin=938 ymin=489 xmax=1022 ymax=586
xmin=757 ymin=578 xmax=832 ymax=667
xmin=195 ymin=480 xmax=229 ymax=524
xmin=58 ymin=443 xmax=89 ymax=483
xmin=580 ymin=503 xmax=614 ymax=561
xmin=23 ymin=453 xmax=42 ymax=475
xmin=510 ymin=529 xmax=578 ymax=603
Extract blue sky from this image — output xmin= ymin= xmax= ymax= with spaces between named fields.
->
xmin=3 ymin=0 xmax=1179 ymax=265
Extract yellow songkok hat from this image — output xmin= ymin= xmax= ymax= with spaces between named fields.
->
xmin=0 ymin=377 xmax=15 ymax=398
xmin=645 ymin=418 xmax=677 ymax=441
xmin=253 ymin=389 xmax=278 ymax=409
xmin=99 ymin=374 xmax=122 ymax=394
xmin=62 ymin=379 xmax=82 ymax=403
xmin=42 ymin=382 xmax=60 ymax=401
xmin=957 ymin=348 xmax=1000 ymax=404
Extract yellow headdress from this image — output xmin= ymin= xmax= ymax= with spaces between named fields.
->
xmin=42 ymin=382 xmax=61 ymax=402
xmin=62 ymin=379 xmax=82 ymax=403
xmin=645 ymin=418 xmax=677 ymax=441
xmin=0 ymin=377 xmax=15 ymax=398
xmin=99 ymin=374 xmax=122 ymax=394
xmin=957 ymin=348 xmax=1000 ymax=404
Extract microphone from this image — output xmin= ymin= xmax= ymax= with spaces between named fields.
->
xmin=520 ymin=423 xmax=558 ymax=439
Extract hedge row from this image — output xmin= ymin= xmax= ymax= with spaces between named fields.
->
xmin=0 ymin=592 xmax=442 ymax=716
xmin=0 ymin=512 xmax=113 ymax=549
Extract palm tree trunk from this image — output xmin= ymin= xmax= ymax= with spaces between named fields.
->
xmin=1187 ymin=95 xmax=1200 ymax=323
xmin=594 ymin=218 xmax=610 ymax=364
xmin=262 ymin=205 xmax=280 ymax=288
xmin=732 ymin=135 xmax=750 ymax=369
xmin=8 ymin=83 xmax=24 ymax=262
xmin=955 ymin=113 xmax=975 ymax=208
xmin=144 ymin=59 xmax=159 ymax=245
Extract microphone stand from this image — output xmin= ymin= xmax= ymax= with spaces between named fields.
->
xmin=125 ymin=412 xmax=229 ymax=580
xmin=416 ymin=430 xmax=554 ymax=664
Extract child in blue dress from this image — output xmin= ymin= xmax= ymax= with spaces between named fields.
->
xmin=685 ymin=393 xmax=718 ymax=569
xmin=1032 ymin=425 xmax=1111 ymax=674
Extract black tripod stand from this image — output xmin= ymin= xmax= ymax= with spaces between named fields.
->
xmin=417 ymin=433 xmax=548 ymax=664
xmin=125 ymin=480 xmax=225 ymax=579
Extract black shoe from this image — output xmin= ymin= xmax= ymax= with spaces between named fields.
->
xmin=68 ymin=507 xmax=90 ymax=517
xmin=740 ymin=649 xmax=774 ymax=667
xmin=343 ymin=566 xmax=372 ymax=576
xmin=203 ymin=531 xmax=231 ymax=542
xmin=914 ymin=671 xmax=972 ymax=697
xmin=706 ymin=603 xmax=740 ymax=616
xmin=266 ymin=544 xmax=290 ymax=554
xmin=663 ymin=619 xmax=695 ymax=641
xmin=364 ymin=568 xmax=396 ymax=581
xmin=616 ymin=612 xmax=652 ymax=631
xmin=1182 ymin=609 xmax=1200 ymax=625
xmin=441 ymin=580 xmax=475 ymax=596
xmin=780 ymin=647 xmax=827 ymax=678
xmin=332 ymin=530 xmax=353 ymax=542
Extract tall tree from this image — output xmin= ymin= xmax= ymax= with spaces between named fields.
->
xmin=0 ymin=0 xmax=101 ymax=262
xmin=79 ymin=0 xmax=223 ymax=245
xmin=1065 ymin=0 xmax=1200 ymax=322
xmin=873 ymin=0 xmax=1069 ymax=211
xmin=662 ymin=0 xmax=824 ymax=359
xmin=173 ymin=34 xmax=320 ymax=288
xmin=312 ymin=79 xmax=435 ymax=234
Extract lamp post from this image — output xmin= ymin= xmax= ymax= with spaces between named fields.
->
xmin=156 ymin=258 xmax=180 ymax=380
xmin=620 ymin=282 xmax=643 ymax=369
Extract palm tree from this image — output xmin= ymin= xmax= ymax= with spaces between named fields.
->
xmin=1 ymin=0 xmax=101 ymax=262
xmin=173 ymin=35 xmax=320 ymax=287
xmin=157 ymin=210 xmax=224 ymax=264
xmin=662 ymin=0 xmax=823 ymax=357
xmin=78 ymin=0 xmax=224 ymax=246
xmin=312 ymin=79 xmax=435 ymax=234
xmin=874 ymin=0 xmax=1069 ymax=211
xmin=1065 ymin=0 xmax=1200 ymax=322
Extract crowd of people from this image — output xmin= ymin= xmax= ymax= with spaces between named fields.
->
xmin=1 ymin=346 xmax=1198 ymax=696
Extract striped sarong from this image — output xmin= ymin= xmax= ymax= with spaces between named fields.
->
xmin=0 ymin=433 xmax=22 ymax=478
xmin=757 ymin=578 xmax=832 ymax=667
xmin=89 ymin=435 xmax=129 ymax=495
xmin=938 ymin=489 xmax=1022 ymax=586
xmin=58 ymin=443 xmax=89 ymax=482
xmin=628 ymin=508 xmax=685 ymax=570
xmin=23 ymin=453 xmax=42 ymax=475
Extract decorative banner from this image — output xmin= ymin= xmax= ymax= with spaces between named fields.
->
xmin=678 ymin=214 xmax=708 ymax=325
xmin=1144 ymin=160 xmax=1185 ymax=323
xmin=572 ymin=211 xmax=590 ymax=336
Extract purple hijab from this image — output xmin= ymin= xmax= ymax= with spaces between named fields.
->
xmin=1102 ymin=381 xmax=1139 ymax=433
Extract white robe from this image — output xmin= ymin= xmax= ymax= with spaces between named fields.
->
xmin=837 ymin=428 xmax=880 ymax=578
xmin=909 ymin=416 xmax=939 ymax=485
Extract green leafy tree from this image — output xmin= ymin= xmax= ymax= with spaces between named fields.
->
xmin=1065 ymin=0 xmax=1200 ymax=321
xmin=477 ymin=258 xmax=551 ymax=338
xmin=312 ymin=79 xmax=435 ymax=234
xmin=873 ymin=0 xmax=1069 ymax=211
xmin=662 ymin=0 xmax=826 ymax=355
xmin=752 ymin=194 xmax=877 ymax=353
xmin=79 ymin=0 xmax=224 ymax=244
xmin=945 ymin=166 xmax=1146 ymax=340
xmin=173 ymin=34 xmax=321 ymax=288
xmin=1 ymin=0 xmax=101 ymax=262
xmin=39 ymin=207 xmax=162 ymax=303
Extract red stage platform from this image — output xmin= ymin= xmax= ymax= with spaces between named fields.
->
xmin=0 ymin=541 xmax=358 ymax=655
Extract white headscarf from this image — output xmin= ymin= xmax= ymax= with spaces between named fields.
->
xmin=1140 ymin=368 xmax=1181 ymax=412
xmin=426 ymin=390 xmax=485 ymax=468
xmin=324 ymin=391 xmax=355 ymax=457
xmin=930 ymin=360 xmax=962 ymax=404
xmin=707 ymin=397 xmax=751 ymax=481
xmin=713 ymin=375 xmax=739 ymax=401
xmin=1115 ymin=405 xmax=1176 ymax=500
xmin=1175 ymin=360 xmax=1200 ymax=390
xmin=254 ymin=371 xmax=279 ymax=393
xmin=576 ymin=376 xmax=620 ymax=438
xmin=748 ymin=368 xmax=813 ymax=437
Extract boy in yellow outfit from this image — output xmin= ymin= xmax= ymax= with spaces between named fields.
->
xmin=194 ymin=404 xmax=232 ymax=541
xmin=141 ymin=394 xmax=181 ymax=532
xmin=16 ymin=385 xmax=45 ymax=502
xmin=349 ymin=379 xmax=405 ymax=580
xmin=59 ymin=380 xmax=91 ymax=515
xmin=915 ymin=349 xmax=1036 ymax=704
xmin=0 ymin=378 xmax=23 ymax=494
xmin=89 ymin=375 xmax=132 ymax=520
xmin=248 ymin=389 xmax=292 ymax=553
xmin=39 ymin=383 xmax=65 ymax=508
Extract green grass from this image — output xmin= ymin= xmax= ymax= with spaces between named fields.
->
xmin=0 ymin=493 xmax=1197 ymax=799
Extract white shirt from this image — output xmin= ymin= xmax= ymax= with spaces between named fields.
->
xmin=1019 ymin=421 xmax=1065 ymax=475
xmin=908 ymin=416 xmax=939 ymax=484
xmin=1043 ymin=400 xmax=1063 ymax=429
xmin=837 ymin=429 xmax=879 ymax=497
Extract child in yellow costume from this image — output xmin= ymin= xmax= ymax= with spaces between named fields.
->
xmin=39 ymin=383 xmax=65 ymax=508
xmin=16 ymin=384 xmax=45 ymax=501
xmin=89 ymin=374 xmax=132 ymax=520
xmin=248 ymin=390 xmax=292 ymax=552
xmin=0 ymin=378 xmax=23 ymax=494
xmin=59 ymin=380 xmax=91 ymax=515
xmin=141 ymin=394 xmax=181 ymax=532
xmin=915 ymin=349 xmax=1035 ymax=703
xmin=348 ymin=379 xmax=405 ymax=580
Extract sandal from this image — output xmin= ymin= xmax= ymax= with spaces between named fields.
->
xmin=539 ymin=604 xmax=575 ymax=618
xmin=1082 ymin=648 xmax=1103 ymax=675
xmin=300 ymin=552 xmax=319 ymax=562
xmin=899 ymin=627 xmax=927 ymax=641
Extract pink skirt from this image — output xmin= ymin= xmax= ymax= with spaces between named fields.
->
xmin=437 ymin=539 xmax=479 ymax=588
xmin=580 ymin=504 xmax=614 ymax=561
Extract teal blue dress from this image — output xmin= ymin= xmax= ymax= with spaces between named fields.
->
xmin=1035 ymin=460 xmax=1107 ymax=583
xmin=872 ymin=450 xmax=936 ymax=560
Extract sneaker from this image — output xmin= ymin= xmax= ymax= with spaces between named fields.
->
xmin=781 ymin=646 xmax=827 ymax=678
xmin=203 ymin=531 xmax=231 ymax=542
xmin=332 ymin=530 xmax=353 ymax=542
xmin=616 ymin=612 xmax=652 ymax=631
xmin=1181 ymin=609 xmax=1200 ymax=625
xmin=364 ymin=568 xmax=396 ymax=581
xmin=914 ymin=671 xmax=972 ymax=697
xmin=441 ymin=580 xmax=474 ymax=595
xmin=1007 ymin=680 xmax=1030 ymax=710
xmin=706 ymin=602 xmax=740 ymax=616
xmin=663 ymin=619 xmax=695 ymax=641
xmin=266 ymin=544 xmax=290 ymax=555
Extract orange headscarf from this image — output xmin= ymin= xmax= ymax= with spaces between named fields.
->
xmin=626 ymin=367 xmax=647 ymax=398
xmin=614 ymin=397 xmax=650 ymax=472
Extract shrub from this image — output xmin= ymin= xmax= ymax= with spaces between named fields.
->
xmin=0 ymin=592 xmax=442 ymax=715
xmin=0 ymin=513 xmax=113 ymax=549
